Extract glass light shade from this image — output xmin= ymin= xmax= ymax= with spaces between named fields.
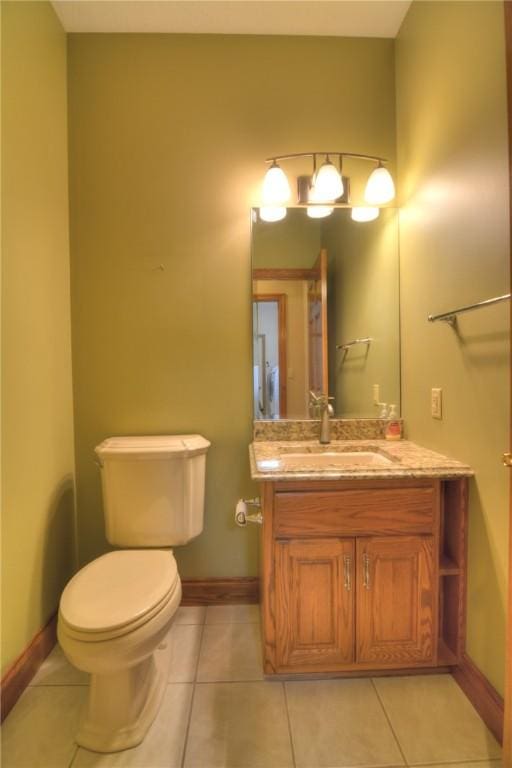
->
xmin=351 ymin=206 xmax=380 ymax=222
xmin=262 ymin=163 xmax=291 ymax=205
xmin=259 ymin=206 xmax=287 ymax=222
xmin=307 ymin=205 xmax=333 ymax=219
xmin=364 ymin=166 xmax=395 ymax=205
xmin=313 ymin=160 xmax=344 ymax=202
xmin=307 ymin=182 xmax=333 ymax=218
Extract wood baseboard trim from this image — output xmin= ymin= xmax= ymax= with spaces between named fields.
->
xmin=452 ymin=652 xmax=504 ymax=744
xmin=181 ymin=577 xmax=259 ymax=605
xmin=1 ymin=614 xmax=58 ymax=723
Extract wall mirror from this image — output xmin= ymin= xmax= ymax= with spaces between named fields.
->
xmin=251 ymin=207 xmax=400 ymax=420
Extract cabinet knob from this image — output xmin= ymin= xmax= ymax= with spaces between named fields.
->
xmin=503 ymin=452 xmax=512 ymax=467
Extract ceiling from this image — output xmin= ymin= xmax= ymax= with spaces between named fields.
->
xmin=51 ymin=1 xmax=412 ymax=37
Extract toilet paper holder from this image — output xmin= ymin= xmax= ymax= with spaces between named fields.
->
xmin=235 ymin=498 xmax=263 ymax=527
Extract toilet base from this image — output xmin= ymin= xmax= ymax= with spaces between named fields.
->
xmin=76 ymin=631 xmax=172 ymax=753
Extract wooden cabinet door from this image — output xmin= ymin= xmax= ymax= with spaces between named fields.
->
xmin=275 ymin=538 xmax=354 ymax=670
xmin=356 ymin=536 xmax=437 ymax=665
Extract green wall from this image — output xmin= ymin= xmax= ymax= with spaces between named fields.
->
xmin=252 ymin=208 xmax=322 ymax=269
xmin=396 ymin=1 xmax=509 ymax=695
xmin=67 ymin=34 xmax=396 ymax=575
xmin=1 ymin=1 xmax=76 ymax=675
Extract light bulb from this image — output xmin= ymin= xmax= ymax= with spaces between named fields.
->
xmin=351 ymin=206 xmax=380 ymax=222
xmin=307 ymin=205 xmax=333 ymax=219
xmin=259 ymin=206 xmax=287 ymax=222
xmin=313 ymin=158 xmax=343 ymax=202
xmin=364 ymin=165 xmax=395 ymax=205
xmin=262 ymin=162 xmax=291 ymax=205
xmin=307 ymin=182 xmax=333 ymax=218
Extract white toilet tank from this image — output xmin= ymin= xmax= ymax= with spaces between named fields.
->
xmin=95 ymin=435 xmax=210 ymax=547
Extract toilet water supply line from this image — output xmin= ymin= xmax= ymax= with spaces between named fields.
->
xmin=235 ymin=498 xmax=263 ymax=526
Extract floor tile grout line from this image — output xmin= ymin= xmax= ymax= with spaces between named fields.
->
xmin=282 ymin=681 xmax=298 ymax=768
xmin=204 ymin=614 xmax=260 ymax=627
xmin=180 ymin=613 xmax=207 ymax=768
xmin=193 ymin=614 xmax=207 ymax=682
xmin=181 ymin=610 xmax=263 ymax=766
xmin=194 ymin=676 xmax=265 ymax=684
xmin=371 ymin=677 xmax=410 ymax=767
xmin=179 ymin=680 xmax=198 ymax=768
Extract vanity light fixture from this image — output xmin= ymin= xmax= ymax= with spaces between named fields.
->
xmin=306 ymin=182 xmax=334 ymax=219
xmin=313 ymin=155 xmax=344 ymax=201
xmin=351 ymin=206 xmax=380 ymax=222
xmin=259 ymin=152 xmax=395 ymax=222
xmin=261 ymin=160 xmax=292 ymax=206
xmin=259 ymin=206 xmax=287 ymax=222
xmin=307 ymin=205 xmax=334 ymax=219
xmin=364 ymin=162 xmax=396 ymax=205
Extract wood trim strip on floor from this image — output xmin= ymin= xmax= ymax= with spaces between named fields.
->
xmin=180 ymin=577 xmax=259 ymax=605
xmin=1 ymin=613 xmax=57 ymax=723
xmin=452 ymin=652 xmax=504 ymax=745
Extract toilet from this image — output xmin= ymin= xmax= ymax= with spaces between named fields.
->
xmin=57 ymin=434 xmax=210 ymax=753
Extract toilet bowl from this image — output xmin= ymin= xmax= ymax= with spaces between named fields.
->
xmin=58 ymin=549 xmax=182 ymax=753
xmin=57 ymin=433 xmax=210 ymax=753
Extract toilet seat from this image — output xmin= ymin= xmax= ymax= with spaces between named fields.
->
xmin=59 ymin=550 xmax=179 ymax=643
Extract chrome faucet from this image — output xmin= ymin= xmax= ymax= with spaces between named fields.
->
xmin=309 ymin=391 xmax=335 ymax=444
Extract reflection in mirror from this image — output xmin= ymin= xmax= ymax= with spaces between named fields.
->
xmin=251 ymin=208 xmax=400 ymax=420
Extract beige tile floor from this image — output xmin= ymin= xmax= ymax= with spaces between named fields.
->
xmin=1 ymin=605 xmax=502 ymax=768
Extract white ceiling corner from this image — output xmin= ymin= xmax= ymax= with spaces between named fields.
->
xmin=51 ymin=0 xmax=412 ymax=38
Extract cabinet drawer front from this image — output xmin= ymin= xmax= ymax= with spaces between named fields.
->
xmin=274 ymin=486 xmax=436 ymax=537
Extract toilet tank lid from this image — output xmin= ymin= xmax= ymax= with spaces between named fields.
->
xmin=95 ymin=434 xmax=210 ymax=460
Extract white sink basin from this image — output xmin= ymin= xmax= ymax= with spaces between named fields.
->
xmin=257 ymin=450 xmax=395 ymax=471
xmin=282 ymin=451 xmax=394 ymax=467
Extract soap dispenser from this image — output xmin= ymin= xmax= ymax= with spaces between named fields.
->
xmin=385 ymin=404 xmax=401 ymax=440
xmin=378 ymin=402 xmax=389 ymax=418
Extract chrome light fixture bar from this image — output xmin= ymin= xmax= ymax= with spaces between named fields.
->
xmin=259 ymin=151 xmax=395 ymax=223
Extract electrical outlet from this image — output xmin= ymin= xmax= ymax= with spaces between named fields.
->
xmin=431 ymin=388 xmax=442 ymax=419
xmin=373 ymin=384 xmax=380 ymax=405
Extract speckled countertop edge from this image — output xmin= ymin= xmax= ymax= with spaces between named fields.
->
xmin=249 ymin=439 xmax=474 ymax=481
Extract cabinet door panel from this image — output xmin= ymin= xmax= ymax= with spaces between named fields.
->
xmin=275 ymin=538 xmax=354 ymax=669
xmin=357 ymin=536 xmax=436 ymax=665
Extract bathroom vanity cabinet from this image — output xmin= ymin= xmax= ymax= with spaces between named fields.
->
xmin=259 ymin=477 xmax=468 ymax=677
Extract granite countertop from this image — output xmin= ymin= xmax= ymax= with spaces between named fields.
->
xmin=249 ymin=439 xmax=474 ymax=481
